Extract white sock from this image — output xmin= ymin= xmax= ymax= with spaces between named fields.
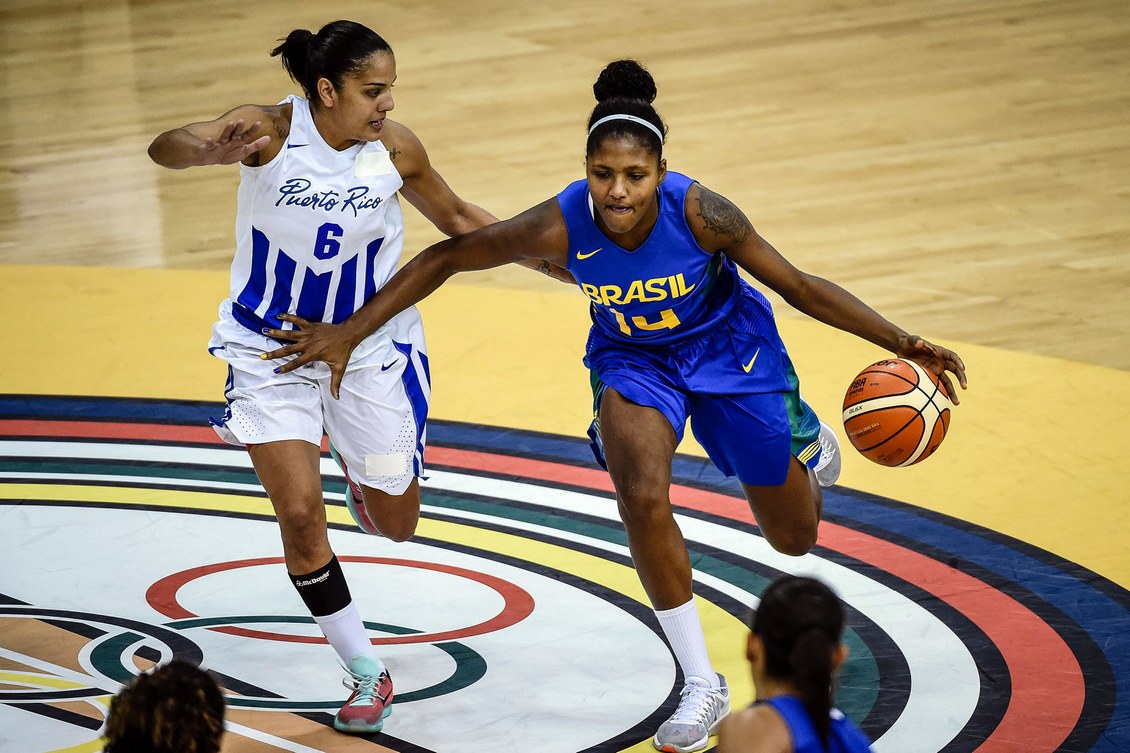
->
xmin=654 ymin=598 xmax=719 ymax=688
xmin=313 ymin=601 xmax=382 ymax=670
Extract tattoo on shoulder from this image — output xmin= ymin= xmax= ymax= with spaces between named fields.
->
xmin=388 ymin=147 xmax=401 ymax=161
xmin=696 ymin=187 xmax=752 ymax=244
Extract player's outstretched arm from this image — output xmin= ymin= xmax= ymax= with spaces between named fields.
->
xmin=148 ymin=105 xmax=276 ymax=169
xmin=687 ymin=182 xmax=967 ymax=401
xmin=384 ymin=122 xmax=574 ymax=284
xmin=261 ymin=198 xmax=569 ymax=397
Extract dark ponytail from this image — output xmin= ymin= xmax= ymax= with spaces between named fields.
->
xmin=270 ymin=20 xmax=392 ymax=103
xmin=789 ymin=627 xmax=837 ymax=745
xmin=271 ymin=29 xmax=314 ymax=92
xmin=586 ymin=59 xmax=667 ymax=157
xmin=752 ymin=576 xmax=845 ymax=749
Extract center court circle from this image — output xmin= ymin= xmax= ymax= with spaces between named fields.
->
xmin=2 ymin=398 xmax=1127 ymax=753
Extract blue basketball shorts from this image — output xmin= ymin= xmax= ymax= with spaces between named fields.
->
xmin=584 ymin=287 xmax=822 ymax=487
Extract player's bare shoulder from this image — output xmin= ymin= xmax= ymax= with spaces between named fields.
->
xmin=718 ymin=704 xmax=791 ymax=753
xmin=374 ymin=120 xmax=424 ymax=173
xmin=686 ymin=182 xmax=754 ymax=252
xmin=262 ymin=102 xmax=294 ymax=141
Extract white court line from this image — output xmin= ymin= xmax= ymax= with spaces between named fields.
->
xmin=224 ymin=720 xmax=327 ymax=753
xmin=4 ymin=440 xmax=981 ymax=751
xmin=424 ymin=470 xmax=980 ymax=753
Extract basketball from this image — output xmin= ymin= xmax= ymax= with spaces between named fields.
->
xmin=842 ymin=358 xmax=953 ymax=467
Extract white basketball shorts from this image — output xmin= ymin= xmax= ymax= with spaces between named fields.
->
xmin=207 ymin=299 xmax=430 ymax=495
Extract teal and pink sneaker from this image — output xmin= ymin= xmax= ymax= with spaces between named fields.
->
xmin=333 ymin=654 xmax=393 ymax=734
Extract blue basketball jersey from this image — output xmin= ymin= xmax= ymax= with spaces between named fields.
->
xmin=558 ymin=171 xmax=742 ymax=345
xmin=760 ymin=696 xmax=873 ymax=753
xmin=567 ymin=172 xmax=823 ymax=484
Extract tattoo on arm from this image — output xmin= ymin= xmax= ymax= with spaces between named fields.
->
xmin=696 ymin=187 xmax=752 ymax=245
xmin=537 ymin=260 xmax=573 ymax=282
xmin=518 ymin=258 xmax=575 ymax=284
xmin=388 ymin=147 xmax=401 ymax=161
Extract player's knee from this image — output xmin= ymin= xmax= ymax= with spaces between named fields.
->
xmin=764 ymin=525 xmax=817 ymax=557
xmin=375 ymin=517 xmax=417 ymax=542
xmin=616 ymin=490 xmax=671 ymax=528
xmin=278 ymin=511 xmax=330 ymax=557
xmin=363 ymin=488 xmax=420 ymax=542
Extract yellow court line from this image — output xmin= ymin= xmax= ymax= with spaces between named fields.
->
xmin=0 ymin=671 xmax=111 ymax=753
xmin=0 ymin=671 xmax=100 ymax=690
xmin=4 ymin=485 xmax=754 ymax=726
xmin=48 ymin=741 xmax=106 ymax=753
xmin=2 ymin=483 xmax=275 ymax=518
xmin=2 ymin=264 xmax=1127 ymax=589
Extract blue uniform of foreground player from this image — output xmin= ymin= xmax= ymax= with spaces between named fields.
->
xmin=263 ymin=60 xmax=967 ymax=751
xmin=717 ymin=576 xmax=873 ymax=753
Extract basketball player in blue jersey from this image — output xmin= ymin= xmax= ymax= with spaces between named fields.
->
xmin=261 ymin=59 xmax=967 ymax=750
xmin=718 ymin=576 xmax=873 ymax=753
xmin=148 ymin=20 xmax=569 ymax=736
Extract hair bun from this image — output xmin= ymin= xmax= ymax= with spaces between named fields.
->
xmin=593 ymin=59 xmax=657 ymax=104
xmin=289 ymin=28 xmax=314 ymax=46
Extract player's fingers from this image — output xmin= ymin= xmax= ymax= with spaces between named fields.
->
xmin=238 ymin=120 xmax=262 ymax=140
xmin=272 ymin=350 xmax=321 ymax=375
xmin=259 ymin=342 xmax=298 ymax=360
xmin=950 ymin=361 xmax=968 ymax=389
xmin=246 ymin=135 xmax=270 ymax=154
xmin=952 ymin=357 xmax=968 ymax=386
xmin=259 ymin=326 xmax=301 ymax=342
xmin=276 ymin=313 xmax=314 ymax=329
xmin=219 ymin=120 xmax=239 ymax=142
xmin=331 ymin=368 xmax=345 ymax=400
xmin=939 ymin=372 xmax=960 ymax=405
xmin=936 ymin=349 xmax=967 ymax=387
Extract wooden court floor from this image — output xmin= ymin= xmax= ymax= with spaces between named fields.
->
xmin=1 ymin=2 xmax=1128 ymax=752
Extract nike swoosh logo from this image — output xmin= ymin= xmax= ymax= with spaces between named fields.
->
xmin=576 ymin=247 xmax=602 ymax=260
xmin=286 ymin=143 xmax=309 ymax=149
xmin=742 ymin=348 xmax=761 ymax=373
xmin=380 ymin=361 xmax=396 ymax=371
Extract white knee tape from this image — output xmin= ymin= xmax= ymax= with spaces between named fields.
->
xmin=365 ymin=452 xmax=411 ymax=477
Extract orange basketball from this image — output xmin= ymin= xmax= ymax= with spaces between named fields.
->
xmin=842 ymin=358 xmax=953 ymax=467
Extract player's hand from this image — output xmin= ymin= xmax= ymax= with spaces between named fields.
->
xmin=896 ymin=335 xmax=968 ymax=405
xmin=260 ymin=315 xmax=357 ymax=400
xmin=202 ymin=119 xmax=270 ymax=165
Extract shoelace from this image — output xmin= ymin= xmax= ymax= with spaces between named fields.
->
xmin=341 ymin=669 xmax=388 ymax=707
xmin=667 ymin=683 xmax=722 ymax=725
xmin=816 ymin=435 xmax=837 ymax=468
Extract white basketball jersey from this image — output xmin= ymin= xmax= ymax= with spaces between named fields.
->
xmin=226 ymin=95 xmax=406 ymax=333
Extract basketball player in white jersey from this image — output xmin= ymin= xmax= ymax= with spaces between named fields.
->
xmin=148 ymin=19 xmax=569 ymax=736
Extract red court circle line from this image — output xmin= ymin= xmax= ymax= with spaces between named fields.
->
xmin=428 ymin=446 xmax=1085 ymax=753
xmin=147 ymin=556 xmax=535 ymax=645
xmin=20 ymin=420 xmax=1087 ymax=750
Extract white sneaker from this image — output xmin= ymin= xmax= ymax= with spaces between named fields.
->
xmin=814 ymin=421 xmax=841 ymax=488
xmin=652 ymin=674 xmax=730 ymax=752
